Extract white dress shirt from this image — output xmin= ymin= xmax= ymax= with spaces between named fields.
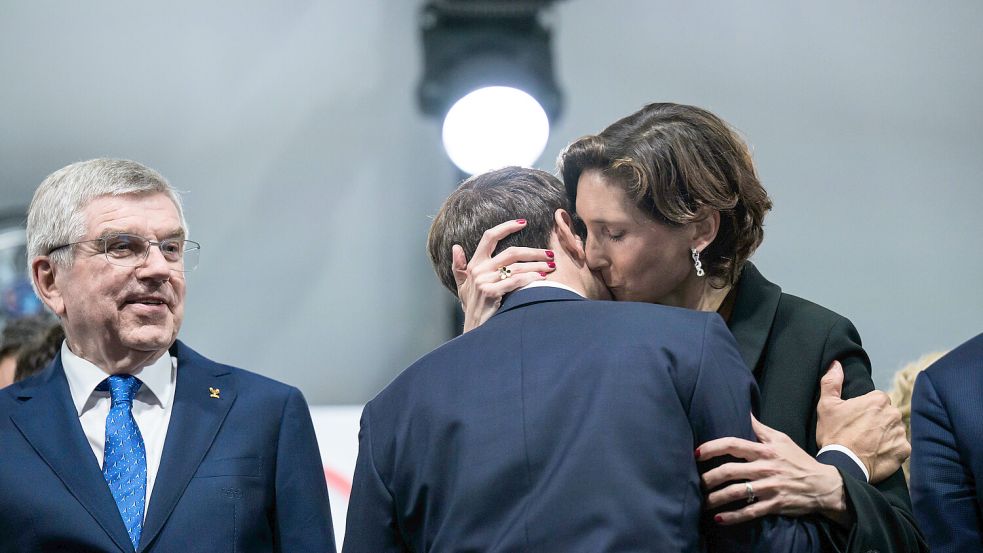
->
xmin=61 ymin=341 xmax=177 ymax=516
xmin=518 ymin=279 xmax=585 ymax=297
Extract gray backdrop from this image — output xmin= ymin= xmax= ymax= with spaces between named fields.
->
xmin=2 ymin=0 xmax=980 ymax=403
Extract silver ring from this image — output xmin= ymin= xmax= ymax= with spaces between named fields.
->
xmin=745 ymin=481 xmax=757 ymax=504
xmin=498 ymin=266 xmax=512 ymax=280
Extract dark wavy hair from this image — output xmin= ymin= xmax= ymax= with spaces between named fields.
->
xmin=558 ymin=102 xmax=772 ymax=286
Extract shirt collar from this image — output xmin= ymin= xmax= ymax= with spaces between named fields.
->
xmin=518 ymin=279 xmax=586 ymax=298
xmin=61 ymin=341 xmax=176 ymax=416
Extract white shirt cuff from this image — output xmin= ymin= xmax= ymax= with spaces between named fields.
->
xmin=817 ymin=444 xmax=870 ymax=482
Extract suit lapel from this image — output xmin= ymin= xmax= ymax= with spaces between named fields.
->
xmin=727 ymin=262 xmax=783 ymax=374
xmin=139 ymin=341 xmax=236 ymax=552
xmin=10 ymin=354 xmax=136 ymax=553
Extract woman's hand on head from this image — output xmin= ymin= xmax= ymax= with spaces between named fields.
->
xmin=452 ymin=219 xmax=556 ymax=332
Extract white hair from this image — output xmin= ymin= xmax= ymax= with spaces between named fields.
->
xmin=26 ymin=158 xmax=188 ymax=267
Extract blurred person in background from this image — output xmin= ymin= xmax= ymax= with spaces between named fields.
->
xmin=453 ymin=103 xmax=922 ymax=552
xmin=13 ymin=319 xmax=65 ymax=383
xmin=0 ymin=315 xmax=53 ymax=388
xmin=886 ymin=351 xmax=947 ymax=481
xmin=910 ymin=333 xmax=983 ymax=553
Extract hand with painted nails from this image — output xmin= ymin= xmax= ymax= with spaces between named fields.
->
xmin=698 ymin=415 xmax=849 ymax=527
xmin=451 ymin=219 xmax=557 ymax=332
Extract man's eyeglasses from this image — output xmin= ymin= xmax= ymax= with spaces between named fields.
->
xmin=48 ymin=233 xmax=201 ymax=272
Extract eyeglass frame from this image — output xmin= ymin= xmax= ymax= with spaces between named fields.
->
xmin=46 ymin=232 xmax=201 ymax=272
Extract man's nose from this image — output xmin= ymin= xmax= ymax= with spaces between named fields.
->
xmin=136 ymin=245 xmax=173 ymax=281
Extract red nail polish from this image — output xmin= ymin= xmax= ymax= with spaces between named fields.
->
xmin=694 ymin=448 xmax=701 ymax=458
xmin=539 ymin=272 xmax=548 ymax=277
xmin=545 ymin=250 xmax=554 ymax=258
xmin=714 ymin=515 xmax=723 ymax=524
xmin=547 ymin=262 xmax=556 ymax=269
xmin=516 ymin=219 xmax=526 ymax=224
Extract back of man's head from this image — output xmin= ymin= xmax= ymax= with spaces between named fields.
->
xmin=427 ymin=166 xmax=569 ymax=297
xmin=26 ymin=158 xmax=187 ymax=268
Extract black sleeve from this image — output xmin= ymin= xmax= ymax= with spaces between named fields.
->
xmin=815 ymin=316 xmax=927 ymax=553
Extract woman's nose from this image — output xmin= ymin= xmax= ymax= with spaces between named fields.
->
xmin=585 ymin=236 xmax=607 ymax=270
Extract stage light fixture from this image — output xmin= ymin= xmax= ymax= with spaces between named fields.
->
xmin=441 ymin=86 xmax=550 ymax=175
xmin=417 ymin=0 xmax=563 ymax=175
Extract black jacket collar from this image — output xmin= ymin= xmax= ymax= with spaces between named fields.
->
xmin=727 ymin=262 xmax=783 ymax=373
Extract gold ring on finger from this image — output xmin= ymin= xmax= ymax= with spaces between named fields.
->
xmin=498 ymin=266 xmax=512 ymax=280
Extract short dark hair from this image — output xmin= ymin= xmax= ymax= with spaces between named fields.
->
xmin=427 ymin=166 xmax=568 ymax=297
xmin=0 ymin=316 xmax=53 ymax=360
xmin=15 ymin=322 xmax=64 ymax=382
xmin=558 ymin=102 xmax=772 ymax=286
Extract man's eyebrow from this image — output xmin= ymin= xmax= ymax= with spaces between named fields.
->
xmin=96 ymin=228 xmax=186 ymax=240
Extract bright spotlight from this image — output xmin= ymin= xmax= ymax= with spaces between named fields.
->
xmin=441 ymin=86 xmax=550 ymax=175
xmin=417 ymin=2 xmax=563 ymax=174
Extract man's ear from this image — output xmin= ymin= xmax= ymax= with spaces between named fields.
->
xmin=554 ymin=209 xmax=586 ymax=262
xmin=32 ymin=257 xmax=65 ymax=317
xmin=691 ymin=208 xmax=720 ymax=253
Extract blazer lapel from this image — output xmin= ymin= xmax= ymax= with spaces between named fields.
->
xmin=138 ymin=341 xmax=236 ymax=552
xmin=727 ymin=262 xmax=783 ymax=374
xmin=10 ymin=354 xmax=136 ymax=553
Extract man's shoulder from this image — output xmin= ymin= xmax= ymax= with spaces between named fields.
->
xmin=921 ymin=332 xmax=983 ymax=393
xmin=372 ymin=300 xmax=720 ymax=403
xmin=173 ymin=341 xmax=298 ymax=398
xmin=536 ymin=297 xmax=718 ymax=334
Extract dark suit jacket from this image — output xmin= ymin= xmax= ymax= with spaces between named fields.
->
xmin=0 ymin=340 xmax=336 ymax=553
xmin=343 ymin=287 xmax=820 ymax=553
xmin=729 ymin=263 xmax=926 ymax=552
xmin=910 ymin=332 xmax=983 ymax=552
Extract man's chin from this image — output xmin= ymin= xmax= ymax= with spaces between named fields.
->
xmin=121 ymin=329 xmax=177 ymax=354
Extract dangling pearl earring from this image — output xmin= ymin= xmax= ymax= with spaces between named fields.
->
xmin=691 ymin=248 xmax=705 ymax=277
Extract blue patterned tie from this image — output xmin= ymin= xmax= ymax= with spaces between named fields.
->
xmin=101 ymin=375 xmax=147 ymax=551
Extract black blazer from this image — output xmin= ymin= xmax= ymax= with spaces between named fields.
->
xmin=729 ymin=263 xmax=926 ymax=553
xmin=343 ymin=286 xmax=821 ymax=553
xmin=910 ymin=332 xmax=983 ymax=553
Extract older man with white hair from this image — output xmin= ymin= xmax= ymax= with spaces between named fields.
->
xmin=0 ymin=159 xmax=336 ymax=553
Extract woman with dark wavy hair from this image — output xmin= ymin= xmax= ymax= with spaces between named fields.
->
xmin=451 ymin=103 xmax=924 ymax=552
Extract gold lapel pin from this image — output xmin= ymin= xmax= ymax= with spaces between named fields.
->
xmin=209 ymin=387 xmax=221 ymax=399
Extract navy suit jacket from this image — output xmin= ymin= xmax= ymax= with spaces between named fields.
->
xmin=910 ymin=332 xmax=983 ymax=552
xmin=343 ymin=287 xmax=820 ymax=552
xmin=0 ymin=340 xmax=336 ymax=553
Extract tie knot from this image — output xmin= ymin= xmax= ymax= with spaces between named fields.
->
xmin=104 ymin=375 xmax=142 ymax=405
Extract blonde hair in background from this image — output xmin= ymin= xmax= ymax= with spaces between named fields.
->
xmin=887 ymin=350 xmax=948 ymax=481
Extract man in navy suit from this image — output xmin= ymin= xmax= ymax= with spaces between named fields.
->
xmin=343 ymin=167 xmax=820 ymax=552
xmin=910 ymin=332 xmax=983 ymax=552
xmin=0 ymin=159 xmax=336 ymax=552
